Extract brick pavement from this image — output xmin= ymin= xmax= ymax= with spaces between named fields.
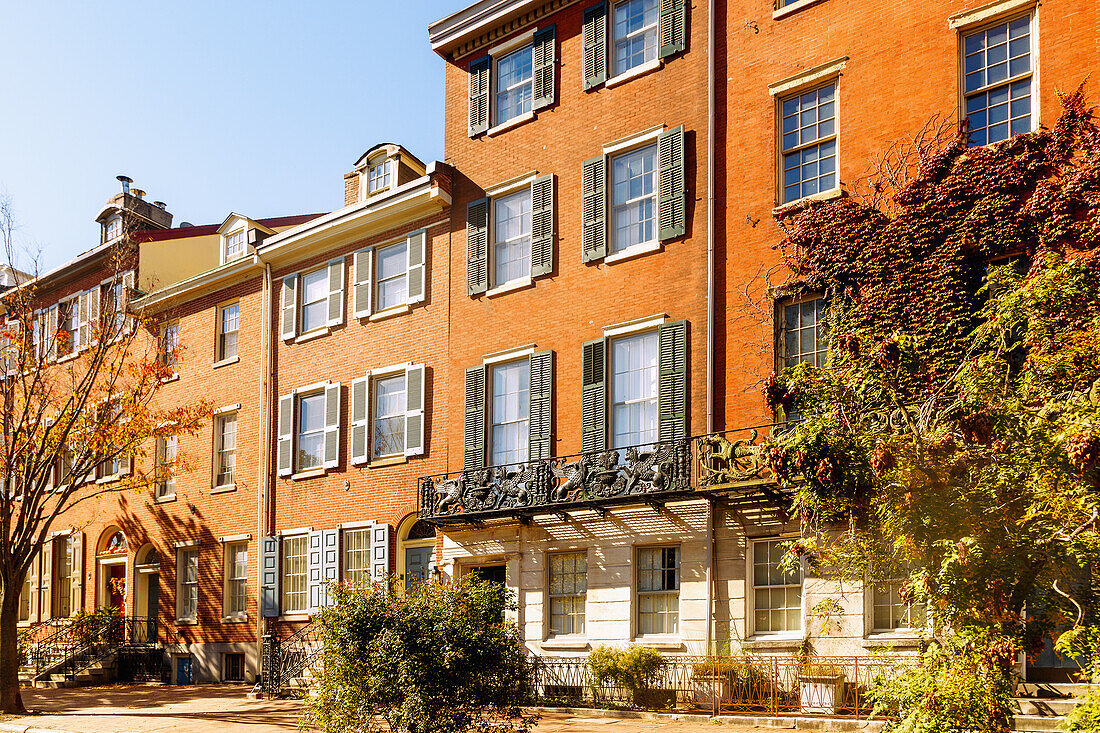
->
xmin=0 ymin=685 xmax=848 ymax=733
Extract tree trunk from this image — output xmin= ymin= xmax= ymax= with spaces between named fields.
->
xmin=0 ymin=585 xmax=27 ymax=714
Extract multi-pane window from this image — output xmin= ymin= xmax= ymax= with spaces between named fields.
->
xmin=872 ymin=577 xmax=927 ymax=632
xmin=782 ymin=298 xmax=827 ymax=369
xmin=223 ymin=653 xmax=246 ymax=682
xmin=106 ymin=216 xmax=122 ymax=241
xmin=156 ymin=435 xmax=177 ymax=499
xmin=373 ymin=374 xmax=406 ymax=458
xmin=224 ymin=541 xmax=247 ymax=617
xmin=53 ymin=536 xmax=73 ymax=618
xmin=299 ymin=268 xmax=329 ymax=334
xmin=343 ymin=528 xmax=371 ymax=586
xmin=375 ymin=241 xmax=408 ymax=312
xmin=97 ymin=402 xmax=124 ymax=479
xmin=963 ymin=14 xmax=1033 ymax=147
xmin=611 ymin=332 xmax=658 ymax=449
xmin=218 ymin=303 xmax=239 ymax=362
xmin=296 ymin=393 xmax=326 ymax=471
xmin=161 ymin=322 xmax=179 ymax=375
xmin=490 ymin=360 xmax=529 ymax=467
xmin=611 ymin=144 xmax=657 ymax=254
xmin=215 ymin=413 xmax=237 ymax=487
xmin=612 ymin=0 xmax=658 ymax=76
xmin=281 ymin=535 xmax=308 ymax=614
xmin=492 ymin=189 xmax=532 ymax=287
xmin=368 ymin=160 xmax=393 ymax=194
xmin=753 ymin=539 xmax=802 ymax=634
xmin=224 ymin=230 xmax=246 ymax=262
xmin=60 ymin=300 xmax=78 ymax=356
xmin=177 ymin=548 xmax=199 ymax=622
xmin=104 ymin=281 xmax=126 ymax=337
xmin=638 ymin=546 xmax=679 ymax=635
xmin=549 ymin=552 xmax=587 ymax=636
xmin=495 ymin=45 xmax=533 ymax=125
xmin=781 ymin=84 xmax=837 ymax=203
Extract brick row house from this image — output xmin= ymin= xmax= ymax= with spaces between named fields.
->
xmin=13 ymin=0 xmax=1096 ymax=688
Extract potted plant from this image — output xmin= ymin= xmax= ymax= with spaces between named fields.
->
xmin=798 ymin=661 xmax=846 ymax=714
xmin=692 ymin=659 xmax=732 ymax=707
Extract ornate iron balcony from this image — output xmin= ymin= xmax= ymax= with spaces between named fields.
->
xmin=418 ymin=427 xmax=781 ymax=525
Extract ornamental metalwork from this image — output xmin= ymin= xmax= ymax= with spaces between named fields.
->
xmin=695 ymin=429 xmax=772 ymax=487
xmin=420 ymin=439 xmax=691 ymax=522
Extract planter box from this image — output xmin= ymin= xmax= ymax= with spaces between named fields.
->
xmin=799 ymin=674 xmax=846 ymax=714
xmin=693 ymin=674 xmax=727 ymax=707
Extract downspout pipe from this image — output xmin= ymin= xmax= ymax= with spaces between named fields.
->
xmin=257 ymin=258 xmax=273 ymax=673
xmin=705 ymin=0 xmax=718 ymax=657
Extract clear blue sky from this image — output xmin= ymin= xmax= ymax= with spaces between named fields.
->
xmin=0 ymin=1 xmax=458 ymax=274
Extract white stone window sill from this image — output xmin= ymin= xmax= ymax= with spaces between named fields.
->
xmin=221 ymin=615 xmax=249 ymax=624
xmin=213 ymin=356 xmax=240 ymax=369
xmin=488 ymin=110 xmax=535 ymax=137
xmin=773 ymin=0 xmax=830 ymax=19
xmin=294 ymin=327 xmax=331 ymax=344
xmin=606 ymin=58 xmax=662 ymax=88
xmin=486 ymin=277 xmax=534 ymax=298
xmin=368 ymin=304 xmax=410 ymax=322
xmin=56 ymin=353 xmax=80 ymax=365
xmin=155 ymin=493 xmax=177 ymax=504
xmin=369 ymin=455 xmax=407 ymax=468
xmin=604 ymin=240 xmax=662 ymax=264
xmin=542 ymin=636 xmax=590 ymax=651
xmin=291 ymin=468 xmax=326 ymax=481
xmin=863 ymin=632 xmax=926 ymax=647
xmin=160 ymin=374 xmax=180 ymax=384
xmin=96 ymin=474 xmax=122 ymax=485
xmin=773 ymin=187 xmax=842 ymax=215
xmin=175 ymin=618 xmax=198 ymax=626
xmin=211 ymin=483 xmax=237 ymax=495
xmin=633 ymin=636 xmax=683 ymax=651
xmin=741 ymin=634 xmax=804 ymax=649
xmin=279 ymin=614 xmax=311 ymax=623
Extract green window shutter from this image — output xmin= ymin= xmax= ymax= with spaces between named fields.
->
xmin=277 ymin=393 xmax=294 ymax=476
xmin=406 ymin=229 xmax=427 ymax=304
xmin=657 ymin=125 xmax=687 ymax=241
xmin=350 ymin=376 xmax=370 ymax=466
xmin=467 ymin=198 xmax=489 ymax=295
xmin=468 ymin=56 xmax=490 ymax=136
xmin=581 ymin=156 xmax=607 ymax=263
xmin=464 ymin=365 xmax=486 ymax=470
xmin=323 ymin=382 xmax=341 ymax=469
xmin=352 ymin=249 xmax=373 ymax=318
xmin=404 ymin=363 xmax=425 ymax=457
xmin=530 ymin=175 xmax=555 ymax=277
xmin=658 ymin=0 xmax=687 ymax=58
xmin=528 ymin=351 xmax=554 ymax=461
xmin=658 ymin=320 xmax=688 ymax=441
xmin=533 ymin=25 xmax=556 ymax=109
xmin=280 ymin=274 xmax=298 ymax=340
xmin=326 ymin=257 xmax=345 ymax=327
xmin=260 ymin=535 xmax=280 ymax=618
xmin=581 ymin=338 xmax=607 ymax=453
xmin=582 ymin=3 xmax=608 ymax=90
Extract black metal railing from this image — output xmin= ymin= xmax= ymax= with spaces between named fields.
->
xmin=262 ymin=619 xmax=324 ymax=697
xmin=419 ymin=427 xmax=781 ymax=524
xmin=29 ymin=615 xmax=157 ymax=681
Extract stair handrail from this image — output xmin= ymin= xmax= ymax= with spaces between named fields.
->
xmin=269 ymin=619 xmax=324 ymax=695
xmin=32 ymin=616 xmax=99 ymax=676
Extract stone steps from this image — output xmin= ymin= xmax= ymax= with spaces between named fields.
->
xmin=1011 ymin=714 xmax=1067 ymax=732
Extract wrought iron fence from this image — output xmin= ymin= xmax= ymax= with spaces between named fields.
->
xmin=531 ymin=655 xmax=913 ymax=719
xmin=28 ymin=615 xmax=156 ymax=680
xmin=262 ymin=620 xmax=324 ymax=697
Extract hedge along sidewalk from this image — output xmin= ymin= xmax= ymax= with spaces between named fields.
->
xmin=533 ymin=707 xmax=883 ymax=732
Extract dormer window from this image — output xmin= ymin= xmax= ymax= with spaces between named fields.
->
xmin=106 ymin=216 xmax=122 ymax=241
xmin=224 ymin=229 xmax=247 ymax=262
xmin=368 ymin=159 xmax=394 ymax=195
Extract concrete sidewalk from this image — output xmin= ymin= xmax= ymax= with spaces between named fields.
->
xmin=0 ymin=686 xmax=856 ymax=733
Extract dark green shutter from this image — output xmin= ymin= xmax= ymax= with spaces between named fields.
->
xmin=466 ymin=198 xmax=489 ymax=295
xmin=468 ymin=56 xmax=490 ymax=136
xmin=581 ymin=156 xmax=607 ymax=263
xmin=581 ymin=338 xmax=607 ymax=453
xmin=530 ymin=175 xmax=555 ymax=277
xmin=658 ymin=320 xmax=688 ymax=441
xmin=658 ymin=0 xmax=687 ymax=59
xmin=657 ymin=126 xmax=686 ymax=241
xmin=533 ymin=25 xmax=556 ymax=109
xmin=582 ymin=3 xmax=608 ymax=90
xmin=528 ymin=351 xmax=554 ymax=461
xmin=464 ymin=366 xmax=486 ymax=470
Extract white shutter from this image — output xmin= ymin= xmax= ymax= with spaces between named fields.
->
xmin=121 ymin=271 xmax=136 ymax=334
xmin=350 ymin=376 xmax=370 ymax=466
xmin=281 ymin=275 xmax=298 ymax=341
xmin=323 ymin=382 xmax=341 ymax=469
xmin=46 ymin=305 xmax=58 ymax=361
xmin=370 ymin=523 xmax=390 ymax=587
xmin=39 ymin=538 xmax=53 ymax=620
xmin=70 ymin=532 xmax=83 ymax=616
xmin=76 ymin=291 xmax=89 ymax=350
xmin=353 ymin=249 xmax=373 ymax=318
xmin=404 ymin=364 xmax=425 ymax=457
xmin=320 ymin=529 xmax=339 ymax=608
xmin=307 ymin=530 xmax=323 ymax=613
xmin=326 ymin=258 xmax=345 ymax=327
xmin=87 ymin=285 xmax=100 ymax=343
xmin=277 ymin=393 xmax=294 ymax=477
xmin=27 ymin=548 xmax=40 ymax=623
xmin=406 ymin=230 xmax=426 ymax=305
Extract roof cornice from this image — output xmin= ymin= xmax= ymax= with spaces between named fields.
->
xmin=429 ymin=0 xmax=579 ymax=59
xmin=133 ymin=256 xmax=262 ymax=312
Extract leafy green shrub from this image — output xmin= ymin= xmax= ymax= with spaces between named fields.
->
xmin=587 ymin=645 xmax=664 ymax=695
xmin=1066 ymin=684 xmax=1100 ymax=733
xmin=303 ymin=578 xmax=536 ymax=733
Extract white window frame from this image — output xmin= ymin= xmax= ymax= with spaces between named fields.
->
xmin=342 ymin=527 xmax=372 ymax=586
xmin=490 ymin=188 xmax=533 ymax=290
xmin=216 ymin=301 xmax=240 ymax=364
xmin=958 ymin=11 xmax=1037 ymax=147
xmin=548 ymin=550 xmax=587 ymax=638
xmin=610 ymin=0 xmax=659 ymax=78
xmin=280 ymin=533 xmax=309 ymax=615
xmin=609 ymin=329 xmax=659 ymax=451
xmin=778 ymin=294 xmax=828 ymax=370
xmin=636 ymin=545 xmax=680 ymax=637
xmin=176 ymin=547 xmax=199 ymax=624
xmin=748 ymin=537 xmax=804 ymax=638
xmin=52 ymin=535 xmax=73 ymax=619
xmin=160 ymin=321 xmax=180 ymax=378
xmin=608 ymin=142 xmax=659 ymax=258
xmin=58 ymin=296 xmax=79 ymax=358
xmin=298 ymin=267 xmax=329 ymax=336
xmin=223 ymin=229 xmax=247 ymax=263
xmin=214 ymin=411 xmax=238 ymax=489
xmin=295 ymin=390 xmax=327 ymax=472
xmin=155 ymin=435 xmax=177 ymax=500
xmin=223 ymin=541 xmax=248 ymax=620
xmin=371 ymin=371 xmax=407 ymax=460
xmin=493 ymin=42 xmax=534 ymax=128
xmin=374 ymin=240 xmax=409 ymax=313
xmin=489 ymin=358 xmax=530 ymax=468
xmin=105 ymin=215 xmax=122 ymax=242
xmin=866 ymin=567 xmax=929 ymax=636
xmin=368 ymin=158 xmax=394 ymax=195
xmin=778 ymin=82 xmax=839 ymax=205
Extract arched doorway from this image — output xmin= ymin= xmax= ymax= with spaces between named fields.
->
xmin=397 ymin=516 xmax=436 ymax=591
xmin=96 ymin=529 xmax=128 ymax=614
xmin=132 ymin=544 xmax=160 ymax=642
